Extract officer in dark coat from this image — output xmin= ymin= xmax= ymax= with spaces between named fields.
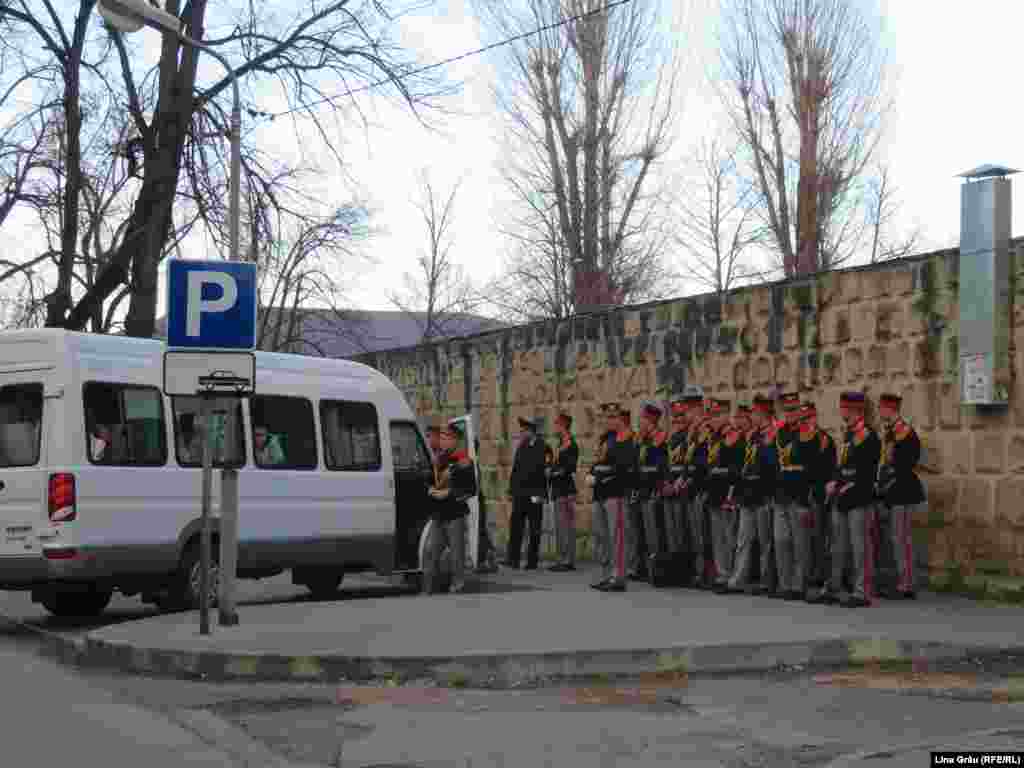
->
xmin=506 ymin=416 xmax=547 ymax=570
xmin=824 ymin=391 xmax=882 ymax=608
xmin=877 ymin=392 xmax=924 ymax=599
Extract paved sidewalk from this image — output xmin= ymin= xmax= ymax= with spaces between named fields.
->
xmin=48 ymin=566 xmax=1024 ymax=686
xmin=0 ymin=641 xmax=308 ymax=768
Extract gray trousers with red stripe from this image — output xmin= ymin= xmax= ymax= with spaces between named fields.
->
xmin=887 ymin=502 xmax=921 ymax=593
xmin=831 ymin=504 xmax=877 ymax=601
xmin=595 ymin=496 xmax=628 ymax=584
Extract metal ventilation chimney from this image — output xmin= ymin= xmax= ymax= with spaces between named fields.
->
xmin=957 ymin=164 xmax=1016 ymax=406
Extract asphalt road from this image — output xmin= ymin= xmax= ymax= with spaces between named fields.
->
xmin=1 ymin=574 xmax=1023 ymax=768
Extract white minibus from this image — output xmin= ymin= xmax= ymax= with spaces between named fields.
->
xmin=0 ymin=329 xmax=476 ymax=617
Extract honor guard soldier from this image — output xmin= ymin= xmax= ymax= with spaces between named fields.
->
xmin=683 ymin=398 xmax=714 ymax=588
xmin=774 ymin=393 xmax=818 ymax=600
xmin=801 ymin=402 xmax=837 ymax=595
xmin=424 ymin=420 xmax=478 ymax=594
xmin=661 ymin=397 xmax=691 ymax=557
xmin=587 ymin=403 xmax=621 ymax=587
xmin=707 ymin=401 xmax=746 ymax=593
xmin=586 ymin=404 xmax=636 ymax=592
xmin=824 ymin=391 xmax=882 ymax=608
xmin=635 ymin=402 xmax=669 ymax=573
xmin=727 ymin=395 xmax=778 ymax=594
xmin=877 ymin=393 xmax=923 ymax=599
xmin=548 ymin=412 xmax=580 ymax=572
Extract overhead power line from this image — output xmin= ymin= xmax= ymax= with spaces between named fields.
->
xmin=253 ymin=0 xmax=633 ymax=123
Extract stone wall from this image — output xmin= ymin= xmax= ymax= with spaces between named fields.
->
xmin=357 ymin=245 xmax=1024 ymax=593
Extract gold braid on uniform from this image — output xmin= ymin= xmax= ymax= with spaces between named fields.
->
xmin=432 ymin=454 xmax=452 ymax=492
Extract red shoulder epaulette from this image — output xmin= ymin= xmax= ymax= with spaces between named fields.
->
xmin=894 ymin=420 xmax=913 ymax=441
xmin=617 ymin=430 xmax=634 ymax=442
xmin=653 ymin=430 xmax=668 ymax=447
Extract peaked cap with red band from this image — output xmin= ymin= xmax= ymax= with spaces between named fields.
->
xmin=752 ymin=395 xmax=774 ymax=414
xmin=879 ymin=393 xmax=902 ymax=409
xmin=779 ymin=392 xmax=801 ymax=412
xmin=641 ymin=401 xmax=663 ymax=419
xmin=839 ymin=391 xmax=866 ymax=408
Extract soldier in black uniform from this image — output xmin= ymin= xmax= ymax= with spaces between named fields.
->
xmin=876 ymin=393 xmax=924 ymax=599
xmin=634 ymin=402 xmax=669 ymax=576
xmin=662 ymin=398 xmax=691 ymax=557
xmin=548 ymin=412 xmax=580 ymax=572
xmin=825 ymin=391 xmax=882 ymax=608
xmin=424 ymin=420 xmax=478 ymax=594
xmin=683 ymin=398 xmax=714 ymax=589
xmin=773 ymin=392 xmax=817 ymax=600
xmin=587 ymin=403 xmax=622 ymax=587
xmin=801 ymin=402 xmax=837 ymax=595
xmin=587 ymin=405 xmax=637 ymax=592
xmin=707 ymin=401 xmax=746 ymax=593
xmin=727 ymin=394 xmax=778 ymax=594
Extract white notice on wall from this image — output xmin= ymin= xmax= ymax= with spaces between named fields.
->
xmin=962 ymin=354 xmax=989 ymax=402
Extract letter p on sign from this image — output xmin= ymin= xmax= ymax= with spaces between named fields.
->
xmin=186 ymin=271 xmax=238 ymax=337
xmin=165 ymin=259 xmax=257 ymax=350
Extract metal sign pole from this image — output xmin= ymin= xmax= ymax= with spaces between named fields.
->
xmin=199 ymin=393 xmax=213 ymax=636
xmin=218 ymin=403 xmax=240 ymax=627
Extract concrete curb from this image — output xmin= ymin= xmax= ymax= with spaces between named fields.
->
xmin=35 ymin=628 xmax=1024 ymax=689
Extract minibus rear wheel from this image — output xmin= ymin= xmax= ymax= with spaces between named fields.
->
xmin=40 ymin=587 xmax=113 ymax=618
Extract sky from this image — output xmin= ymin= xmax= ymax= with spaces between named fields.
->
xmin=315 ymin=0 xmax=1024 ymax=311
xmin=5 ymin=0 xmax=1024 ymax=322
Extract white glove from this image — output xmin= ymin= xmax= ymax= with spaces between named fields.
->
xmin=530 ymin=496 xmax=543 ymax=504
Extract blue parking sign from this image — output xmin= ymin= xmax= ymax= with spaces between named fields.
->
xmin=166 ymin=259 xmax=257 ymax=349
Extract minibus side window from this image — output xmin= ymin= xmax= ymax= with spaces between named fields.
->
xmin=389 ymin=422 xmax=431 ymax=472
xmin=170 ymin=396 xmax=246 ymax=468
xmin=83 ymin=383 xmax=167 ymax=466
xmin=250 ymin=395 xmax=317 ymax=470
xmin=321 ymin=401 xmax=381 ymax=472
xmin=0 ymin=383 xmax=43 ymax=468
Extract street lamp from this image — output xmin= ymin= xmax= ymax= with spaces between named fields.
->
xmin=97 ymin=0 xmax=243 ymax=633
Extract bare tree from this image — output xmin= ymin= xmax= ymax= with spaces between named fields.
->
xmin=256 ymin=205 xmax=375 ymax=357
xmin=390 ymin=171 xmax=481 ymax=342
xmin=865 ymin=161 xmax=920 ymax=264
xmin=720 ymin=0 xmax=889 ymax=276
xmin=474 ymin=0 xmax=682 ymax=316
xmin=674 ymin=139 xmax=765 ymax=296
xmin=0 ymin=0 xmax=446 ymax=339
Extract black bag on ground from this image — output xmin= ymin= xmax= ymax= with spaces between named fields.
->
xmin=649 ymin=551 xmax=694 ymax=588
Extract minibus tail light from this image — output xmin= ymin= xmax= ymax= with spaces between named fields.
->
xmin=48 ymin=473 xmax=76 ymax=522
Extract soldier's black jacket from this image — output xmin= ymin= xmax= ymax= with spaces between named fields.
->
xmin=548 ymin=434 xmax=579 ymax=499
xmin=834 ymin=420 xmax=881 ymax=513
xmin=684 ymin=423 xmax=712 ymax=495
xmin=740 ymin=426 xmax=778 ymax=506
xmin=634 ymin=429 xmax=668 ymax=499
xmin=706 ymin=428 xmax=746 ymax=507
xmin=775 ymin=425 xmax=820 ymax=505
xmin=590 ymin=430 xmax=637 ymax=501
xmin=429 ymin=448 xmax=477 ymax=522
xmin=878 ymin=418 xmax=925 ymax=506
xmin=667 ymin=429 xmax=689 ymax=483
xmin=810 ymin=428 xmax=837 ymax=506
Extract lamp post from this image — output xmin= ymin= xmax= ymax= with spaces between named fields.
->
xmin=98 ymin=0 xmax=242 ymax=632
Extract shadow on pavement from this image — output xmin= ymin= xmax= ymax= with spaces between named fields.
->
xmin=0 ymin=574 xmax=542 ymax=637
